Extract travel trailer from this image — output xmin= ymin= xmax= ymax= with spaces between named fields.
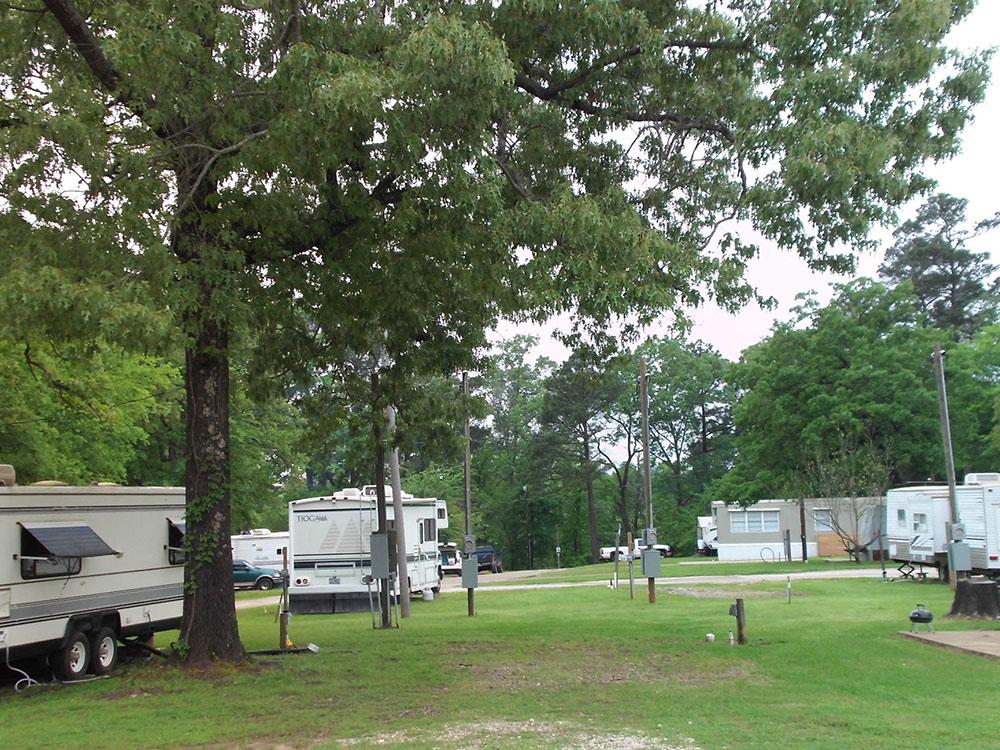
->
xmin=288 ymin=486 xmax=448 ymax=614
xmin=696 ymin=515 xmax=718 ymax=555
xmin=886 ymin=473 xmax=1000 ymax=576
xmin=0 ymin=465 xmax=185 ymax=679
xmin=231 ymin=528 xmax=290 ymax=569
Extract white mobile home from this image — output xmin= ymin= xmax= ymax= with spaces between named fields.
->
xmin=231 ymin=529 xmax=289 ymax=569
xmin=0 ymin=468 xmax=185 ymax=679
xmin=711 ymin=497 xmax=885 ymax=562
xmin=887 ymin=473 xmax=1000 ymax=575
xmin=288 ymin=486 xmax=448 ymax=614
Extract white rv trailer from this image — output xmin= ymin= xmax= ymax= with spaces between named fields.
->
xmin=231 ymin=528 xmax=290 ymax=569
xmin=887 ymin=473 xmax=1000 ymax=576
xmin=0 ymin=469 xmax=185 ymax=679
xmin=696 ymin=515 xmax=718 ymax=555
xmin=288 ymin=486 xmax=448 ymax=614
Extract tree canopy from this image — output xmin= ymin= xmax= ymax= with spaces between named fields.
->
xmin=1 ymin=0 xmax=989 ymax=661
xmin=880 ymin=192 xmax=998 ymax=338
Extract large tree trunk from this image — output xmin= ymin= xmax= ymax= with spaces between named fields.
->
xmin=175 ymin=165 xmax=243 ymax=664
xmin=948 ymin=578 xmax=1000 ymax=619
xmin=179 ymin=303 xmax=243 ymax=663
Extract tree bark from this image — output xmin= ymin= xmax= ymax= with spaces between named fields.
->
xmin=948 ymin=579 xmax=1000 ymax=619
xmin=179 ymin=301 xmax=243 ymax=663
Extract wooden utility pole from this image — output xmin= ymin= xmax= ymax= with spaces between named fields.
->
xmin=386 ymin=405 xmax=411 ymax=617
xmin=640 ymin=357 xmax=655 ymax=604
xmin=798 ymin=498 xmax=808 ymax=562
xmin=372 ymin=372 xmax=391 ymax=628
xmin=463 ymin=372 xmax=475 ymax=617
xmin=279 ymin=548 xmax=289 ymax=649
xmin=932 ymin=343 xmax=961 ymax=590
xmin=523 ymin=485 xmax=533 ymax=570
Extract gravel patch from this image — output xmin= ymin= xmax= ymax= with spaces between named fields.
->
xmin=336 ymin=719 xmax=699 ymax=749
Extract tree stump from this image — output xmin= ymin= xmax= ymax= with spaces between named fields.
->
xmin=947 ymin=578 xmax=1000 ymax=618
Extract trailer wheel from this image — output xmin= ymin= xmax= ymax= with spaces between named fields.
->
xmin=53 ymin=630 xmax=90 ymax=681
xmin=256 ymin=576 xmax=275 ymax=591
xmin=90 ymin=627 xmax=119 ymax=675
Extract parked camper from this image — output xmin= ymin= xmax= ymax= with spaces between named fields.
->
xmin=0 ymin=466 xmax=185 ymax=679
xmin=696 ymin=516 xmax=718 ymax=555
xmin=287 ymin=486 xmax=448 ymax=614
xmin=231 ymin=528 xmax=290 ymax=569
xmin=887 ymin=473 xmax=1000 ymax=576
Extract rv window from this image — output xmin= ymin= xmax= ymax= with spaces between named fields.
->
xmin=168 ymin=519 xmax=186 ymax=565
xmin=437 ymin=507 xmax=446 ymax=520
xmin=423 ymin=518 xmax=436 ymax=543
xmin=913 ymin=513 xmax=928 ymax=533
xmin=419 ymin=522 xmax=425 ymax=544
xmin=21 ymin=556 xmax=82 ymax=579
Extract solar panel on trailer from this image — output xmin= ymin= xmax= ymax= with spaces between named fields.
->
xmin=20 ymin=523 xmax=117 ymax=558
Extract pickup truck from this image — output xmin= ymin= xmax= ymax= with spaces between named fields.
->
xmin=599 ymin=541 xmax=672 ymax=561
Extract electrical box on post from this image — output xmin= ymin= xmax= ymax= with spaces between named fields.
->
xmin=641 ymin=548 xmax=661 ymax=577
xmin=643 ymin=528 xmax=657 ymax=546
xmin=371 ymin=532 xmax=391 ymax=579
xmin=949 ymin=541 xmax=972 ymax=572
xmin=463 ymin=534 xmax=476 ymax=555
xmin=462 ymin=556 xmax=479 ymax=588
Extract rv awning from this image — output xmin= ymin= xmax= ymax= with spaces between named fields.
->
xmin=19 ymin=522 xmax=117 ymax=558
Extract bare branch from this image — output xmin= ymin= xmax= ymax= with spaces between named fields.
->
xmin=175 ymin=129 xmax=269 ymax=218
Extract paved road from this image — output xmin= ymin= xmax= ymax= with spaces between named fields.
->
xmin=439 ymin=566 xmax=901 ymax=592
xmin=233 ymin=567 xmax=901 ymax=610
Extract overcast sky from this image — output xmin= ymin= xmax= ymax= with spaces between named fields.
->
xmin=497 ymin=3 xmax=1000 ymax=363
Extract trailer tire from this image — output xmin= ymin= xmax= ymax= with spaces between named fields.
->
xmin=256 ymin=576 xmax=275 ymax=591
xmin=53 ymin=630 xmax=90 ymax=681
xmin=90 ymin=626 xmax=119 ymax=675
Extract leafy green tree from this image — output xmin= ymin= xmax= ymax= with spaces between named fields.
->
xmin=472 ymin=336 xmax=554 ymax=569
xmin=880 ymin=193 xmax=998 ymax=338
xmin=0 ymin=338 xmax=179 ymax=483
xmin=3 ymin=0 xmax=985 ymax=661
xmin=719 ymin=280 xmax=984 ymax=502
xmin=541 ymin=349 xmax=623 ymax=562
xmin=641 ymin=337 xmax=735 ymax=508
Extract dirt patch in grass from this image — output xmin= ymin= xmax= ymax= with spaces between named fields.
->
xmin=335 ymin=719 xmax=700 ymax=749
xmin=99 ymin=685 xmax=170 ymax=701
xmin=452 ymin=643 xmax=755 ymax=691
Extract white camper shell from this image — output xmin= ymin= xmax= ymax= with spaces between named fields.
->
xmin=0 ymin=478 xmax=185 ymax=679
xmin=887 ymin=473 xmax=1000 ymax=576
xmin=231 ymin=528 xmax=290 ymax=569
xmin=288 ymin=486 xmax=448 ymax=614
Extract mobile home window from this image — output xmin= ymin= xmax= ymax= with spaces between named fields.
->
xmin=730 ymin=510 xmax=779 ymax=534
xmin=814 ymin=509 xmax=833 ymax=532
xmin=897 ymin=509 xmax=906 ymax=529
xmin=912 ymin=513 xmax=929 ymax=533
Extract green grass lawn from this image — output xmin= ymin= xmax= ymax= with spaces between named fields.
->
xmin=1 ymin=577 xmax=995 ymax=749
